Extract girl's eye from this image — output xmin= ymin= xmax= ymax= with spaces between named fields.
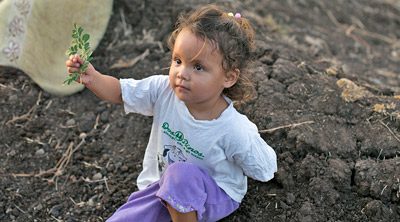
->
xmin=194 ymin=64 xmax=203 ymax=71
xmin=174 ymin=58 xmax=181 ymax=65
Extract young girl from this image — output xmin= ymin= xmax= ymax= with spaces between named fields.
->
xmin=66 ymin=4 xmax=277 ymax=222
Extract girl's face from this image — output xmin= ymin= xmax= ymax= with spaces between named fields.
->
xmin=169 ymin=28 xmax=237 ymax=111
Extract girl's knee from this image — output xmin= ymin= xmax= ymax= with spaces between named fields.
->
xmin=166 ymin=202 xmax=198 ymax=222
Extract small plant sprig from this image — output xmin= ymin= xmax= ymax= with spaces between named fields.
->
xmin=64 ymin=24 xmax=93 ymax=85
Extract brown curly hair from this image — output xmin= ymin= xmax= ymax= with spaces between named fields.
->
xmin=168 ymin=4 xmax=256 ymax=104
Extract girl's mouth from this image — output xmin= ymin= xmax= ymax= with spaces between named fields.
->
xmin=176 ymin=84 xmax=190 ymax=91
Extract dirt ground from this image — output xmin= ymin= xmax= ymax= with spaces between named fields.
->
xmin=1 ymin=0 xmax=400 ymax=221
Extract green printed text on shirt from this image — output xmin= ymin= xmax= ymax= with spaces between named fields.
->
xmin=162 ymin=122 xmax=204 ymax=160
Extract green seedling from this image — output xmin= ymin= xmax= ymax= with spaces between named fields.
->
xmin=64 ymin=24 xmax=93 ymax=85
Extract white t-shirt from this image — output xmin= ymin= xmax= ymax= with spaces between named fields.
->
xmin=120 ymin=75 xmax=277 ymax=203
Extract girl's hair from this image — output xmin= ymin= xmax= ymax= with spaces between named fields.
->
xmin=168 ymin=4 xmax=256 ymax=104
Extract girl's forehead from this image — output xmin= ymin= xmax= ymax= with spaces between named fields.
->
xmin=173 ymin=28 xmax=220 ymax=60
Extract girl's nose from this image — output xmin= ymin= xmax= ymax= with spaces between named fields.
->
xmin=177 ymin=67 xmax=190 ymax=80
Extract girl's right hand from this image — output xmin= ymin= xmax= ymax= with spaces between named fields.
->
xmin=65 ymin=54 xmax=96 ymax=85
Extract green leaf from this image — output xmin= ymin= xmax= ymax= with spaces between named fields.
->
xmin=64 ymin=24 xmax=93 ymax=85
xmin=78 ymin=27 xmax=83 ymax=35
xmin=81 ymin=63 xmax=88 ymax=71
xmin=63 ymin=72 xmax=80 ymax=84
xmin=82 ymin=34 xmax=90 ymax=42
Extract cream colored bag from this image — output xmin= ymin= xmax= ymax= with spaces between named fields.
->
xmin=0 ymin=0 xmax=113 ymax=95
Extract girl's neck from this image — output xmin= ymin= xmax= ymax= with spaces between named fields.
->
xmin=185 ymin=96 xmax=228 ymax=121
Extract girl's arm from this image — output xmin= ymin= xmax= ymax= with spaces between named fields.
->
xmin=240 ymin=136 xmax=277 ymax=182
xmin=227 ymin=125 xmax=277 ymax=182
xmin=83 ymin=71 xmax=122 ymax=104
xmin=66 ymin=54 xmax=122 ymax=104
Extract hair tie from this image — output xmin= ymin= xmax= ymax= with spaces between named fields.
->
xmin=227 ymin=12 xmax=241 ymax=19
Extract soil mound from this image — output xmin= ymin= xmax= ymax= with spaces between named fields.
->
xmin=1 ymin=0 xmax=399 ymax=221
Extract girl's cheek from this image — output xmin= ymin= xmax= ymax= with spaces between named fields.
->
xmin=168 ymin=68 xmax=175 ymax=81
xmin=169 ymin=66 xmax=177 ymax=76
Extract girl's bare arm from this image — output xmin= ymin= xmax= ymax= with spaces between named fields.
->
xmin=84 ymin=71 xmax=122 ymax=104
xmin=66 ymin=55 xmax=122 ymax=104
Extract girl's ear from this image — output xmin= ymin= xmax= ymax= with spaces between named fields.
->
xmin=223 ymin=68 xmax=240 ymax=88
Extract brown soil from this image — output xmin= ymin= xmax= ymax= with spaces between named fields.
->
xmin=1 ymin=0 xmax=399 ymax=221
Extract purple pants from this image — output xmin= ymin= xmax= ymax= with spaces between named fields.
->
xmin=106 ymin=162 xmax=239 ymax=222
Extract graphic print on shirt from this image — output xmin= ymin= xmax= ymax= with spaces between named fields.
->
xmin=158 ymin=145 xmax=187 ymax=173
xmin=163 ymin=145 xmax=187 ymax=164
xmin=161 ymin=122 xmax=205 ymax=160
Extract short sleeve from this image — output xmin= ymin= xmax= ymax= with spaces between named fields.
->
xmin=120 ymin=75 xmax=169 ymax=116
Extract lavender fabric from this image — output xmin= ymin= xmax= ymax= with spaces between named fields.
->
xmin=106 ymin=162 xmax=240 ymax=222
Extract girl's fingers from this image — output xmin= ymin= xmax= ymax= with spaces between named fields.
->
xmin=66 ymin=60 xmax=73 ymax=66
xmin=68 ymin=54 xmax=83 ymax=64
xmin=66 ymin=54 xmax=86 ymax=75
xmin=67 ymin=67 xmax=79 ymax=73
xmin=73 ymin=54 xmax=84 ymax=64
xmin=77 ymin=57 xmax=84 ymax=64
xmin=66 ymin=60 xmax=80 ymax=68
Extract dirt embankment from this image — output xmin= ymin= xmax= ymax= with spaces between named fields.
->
xmin=1 ymin=0 xmax=399 ymax=221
